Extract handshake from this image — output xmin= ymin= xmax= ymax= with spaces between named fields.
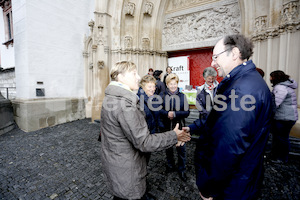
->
xmin=173 ymin=124 xmax=191 ymax=147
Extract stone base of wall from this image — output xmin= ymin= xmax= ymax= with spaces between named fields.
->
xmin=0 ymin=93 xmax=15 ymax=135
xmin=12 ymin=98 xmax=86 ymax=132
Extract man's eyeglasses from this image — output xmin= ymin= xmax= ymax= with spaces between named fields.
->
xmin=212 ymin=48 xmax=232 ymax=61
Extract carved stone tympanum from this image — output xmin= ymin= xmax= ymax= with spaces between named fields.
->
xmin=162 ymin=2 xmax=241 ymax=49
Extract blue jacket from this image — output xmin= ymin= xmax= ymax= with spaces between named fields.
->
xmin=195 ymin=60 xmax=273 ymax=199
xmin=137 ymin=88 xmax=164 ymax=134
xmin=161 ymin=88 xmax=190 ymax=130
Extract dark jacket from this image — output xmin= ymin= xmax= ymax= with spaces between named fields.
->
xmin=100 ymin=83 xmax=177 ymax=199
xmin=189 ymin=83 xmax=218 ymax=133
xmin=155 ymin=79 xmax=166 ymax=95
xmin=163 ymin=73 xmax=170 ymax=85
xmin=161 ymin=88 xmax=190 ymax=130
xmin=195 ymin=60 xmax=273 ymax=200
xmin=137 ymin=88 xmax=164 ymax=134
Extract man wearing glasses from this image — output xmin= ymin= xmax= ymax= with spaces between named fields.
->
xmin=185 ymin=35 xmax=273 ymax=199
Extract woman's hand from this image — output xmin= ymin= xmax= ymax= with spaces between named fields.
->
xmin=173 ymin=123 xmax=191 ymax=143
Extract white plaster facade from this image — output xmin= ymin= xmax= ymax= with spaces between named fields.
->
xmin=11 ymin=0 xmax=95 ymax=131
xmin=12 ymin=0 xmax=94 ymax=99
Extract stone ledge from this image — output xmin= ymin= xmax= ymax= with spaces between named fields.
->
xmin=11 ymin=98 xmax=86 ymax=132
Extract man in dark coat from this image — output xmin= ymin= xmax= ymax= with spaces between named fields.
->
xmin=184 ymin=35 xmax=273 ymax=200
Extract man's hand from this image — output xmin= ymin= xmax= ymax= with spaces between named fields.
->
xmin=176 ymin=141 xmax=185 ymax=147
xmin=182 ymin=126 xmax=190 ymax=133
xmin=174 ymin=123 xmax=191 ymax=143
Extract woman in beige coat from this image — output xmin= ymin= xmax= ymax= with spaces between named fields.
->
xmin=100 ymin=61 xmax=190 ymax=200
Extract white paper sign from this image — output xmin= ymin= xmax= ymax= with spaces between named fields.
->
xmin=168 ymin=56 xmax=190 ymax=91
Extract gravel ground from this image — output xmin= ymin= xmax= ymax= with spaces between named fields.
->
xmin=0 ymin=119 xmax=299 ymax=200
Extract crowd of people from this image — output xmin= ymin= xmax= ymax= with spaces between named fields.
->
xmin=99 ymin=34 xmax=298 ymax=200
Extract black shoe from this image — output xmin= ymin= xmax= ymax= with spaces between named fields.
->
xmin=178 ymin=171 xmax=187 ymax=182
xmin=141 ymin=192 xmax=156 ymax=200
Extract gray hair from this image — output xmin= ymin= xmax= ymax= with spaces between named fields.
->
xmin=110 ymin=61 xmax=136 ymax=81
xmin=203 ymin=67 xmax=217 ymax=78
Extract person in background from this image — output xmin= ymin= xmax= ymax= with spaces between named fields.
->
xmin=153 ymin=70 xmax=166 ymax=95
xmin=100 ymin=61 xmax=191 ymax=200
xmin=161 ymin=73 xmax=190 ymax=182
xmin=269 ymin=70 xmax=298 ymax=163
xmin=184 ymin=34 xmax=273 ymax=199
xmin=137 ymin=75 xmax=164 ymax=163
xmin=187 ymin=67 xmax=219 ymax=134
xmin=148 ymin=68 xmax=154 ymax=76
xmin=256 ymin=67 xmax=265 ymax=78
xmin=163 ymin=66 xmax=172 ymax=86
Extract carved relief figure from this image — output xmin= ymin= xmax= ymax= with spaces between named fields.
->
xmin=88 ymin=20 xmax=95 ymax=33
xmin=97 ymin=61 xmax=105 ymax=69
xmin=142 ymin=38 xmax=150 ymax=50
xmin=254 ymin=16 xmax=267 ymax=33
xmin=281 ymin=1 xmax=298 ymax=23
xmin=124 ymin=36 xmax=133 ymax=49
xmin=125 ymin=2 xmax=135 ymax=16
xmin=95 ymin=25 xmax=103 ymax=45
xmin=144 ymin=2 xmax=153 ymax=16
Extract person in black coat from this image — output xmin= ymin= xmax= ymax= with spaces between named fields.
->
xmin=163 ymin=66 xmax=172 ymax=86
xmin=137 ymin=75 xmax=165 ymax=167
xmin=160 ymin=73 xmax=190 ymax=182
xmin=137 ymin=75 xmax=164 ymax=135
xmin=153 ymin=70 xmax=166 ymax=95
xmin=188 ymin=67 xmax=219 ymax=133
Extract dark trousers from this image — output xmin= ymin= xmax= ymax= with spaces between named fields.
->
xmin=271 ymin=120 xmax=295 ymax=162
xmin=165 ymin=144 xmax=186 ymax=172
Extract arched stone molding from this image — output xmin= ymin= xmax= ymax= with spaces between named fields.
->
xmin=84 ymin=0 xmax=171 ymax=120
xmin=83 ymin=1 xmax=111 ymax=121
xmin=108 ymin=0 xmax=170 ymax=76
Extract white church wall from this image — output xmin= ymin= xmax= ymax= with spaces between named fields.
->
xmin=11 ymin=0 xmax=95 ymax=132
xmin=13 ymin=0 xmax=94 ymax=99
xmin=0 ymin=8 xmax=15 ymax=69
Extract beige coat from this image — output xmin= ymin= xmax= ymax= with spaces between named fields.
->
xmin=100 ymin=84 xmax=177 ymax=199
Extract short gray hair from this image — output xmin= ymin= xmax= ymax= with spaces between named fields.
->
xmin=203 ymin=67 xmax=217 ymax=78
xmin=110 ymin=61 xmax=136 ymax=81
